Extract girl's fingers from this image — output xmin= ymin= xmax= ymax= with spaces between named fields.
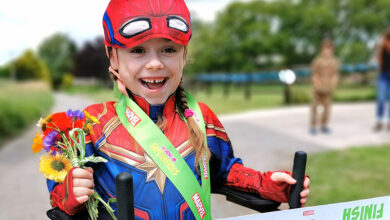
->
xmin=73 ymin=178 xmax=94 ymax=188
xmin=75 ymin=195 xmax=89 ymax=204
xmin=304 ymin=177 xmax=310 ymax=188
xmin=271 ymin=172 xmax=297 ymax=184
xmin=84 ymin=167 xmax=94 ymax=173
xmin=300 ymin=188 xmax=310 ymax=198
xmin=72 ymin=168 xmax=93 ymax=179
xmin=73 ymin=187 xmax=94 ymax=197
xmin=300 ymin=198 xmax=306 ymax=207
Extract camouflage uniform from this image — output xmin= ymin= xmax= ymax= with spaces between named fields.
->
xmin=310 ymin=55 xmax=340 ymax=129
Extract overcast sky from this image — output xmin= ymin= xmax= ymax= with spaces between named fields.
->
xmin=0 ymin=0 xmax=242 ymax=65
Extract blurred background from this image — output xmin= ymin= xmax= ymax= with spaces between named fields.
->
xmin=1 ymin=0 xmax=390 ymax=219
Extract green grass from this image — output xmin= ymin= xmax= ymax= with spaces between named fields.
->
xmin=0 ymin=80 xmax=54 ymax=144
xmin=306 ymin=145 xmax=390 ymax=206
xmin=63 ymin=83 xmax=376 ymax=115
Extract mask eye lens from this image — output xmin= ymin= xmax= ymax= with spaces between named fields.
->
xmin=167 ymin=16 xmax=189 ymax=33
xmin=120 ymin=18 xmax=151 ymax=38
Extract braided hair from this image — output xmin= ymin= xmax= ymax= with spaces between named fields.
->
xmin=175 ymin=80 xmax=211 ymax=172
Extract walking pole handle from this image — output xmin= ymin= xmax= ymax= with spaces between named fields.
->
xmin=116 ymin=172 xmax=135 ymax=220
xmin=288 ymin=151 xmax=307 ymax=209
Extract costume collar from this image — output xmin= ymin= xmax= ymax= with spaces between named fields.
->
xmin=131 ymin=93 xmax=176 ymax=122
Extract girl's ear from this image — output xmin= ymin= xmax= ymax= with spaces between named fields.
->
xmin=107 ymin=47 xmax=119 ymax=70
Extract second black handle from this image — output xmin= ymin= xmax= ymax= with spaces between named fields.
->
xmin=288 ymin=151 xmax=307 ymax=209
xmin=116 ymin=172 xmax=135 ymax=220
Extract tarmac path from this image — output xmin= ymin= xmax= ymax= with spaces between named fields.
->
xmin=0 ymin=93 xmax=389 ymax=219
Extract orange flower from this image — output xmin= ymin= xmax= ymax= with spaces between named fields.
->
xmin=32 ymin=132 xmax=44 ymax=153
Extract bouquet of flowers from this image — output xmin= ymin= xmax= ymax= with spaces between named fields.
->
xmin=32 ymin=109 xmax=117 ymax=220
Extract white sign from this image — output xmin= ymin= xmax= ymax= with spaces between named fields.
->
xmin=218 ymin=196 xmax=390 ymax=220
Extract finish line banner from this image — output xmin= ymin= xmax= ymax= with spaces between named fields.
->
xmin=218 ymin=196 xmax=390 ymax=220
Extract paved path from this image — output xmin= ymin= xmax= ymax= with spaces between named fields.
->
xmin=0 ymin=93 xmax=389 ymax=219
xmin=0 ymin=93 xmax=95 ymax=220
xmin=211 ymin=102 xmax=390 ymax=218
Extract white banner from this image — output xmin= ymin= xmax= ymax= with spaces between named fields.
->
xmin=218 ymin=196 xmax=390 ymax=220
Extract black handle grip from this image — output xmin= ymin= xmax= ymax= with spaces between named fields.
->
xmin=116 ymin=172 xmax=135 ymax=220
xmin=288 ymin=151 xmax=307 ymax=209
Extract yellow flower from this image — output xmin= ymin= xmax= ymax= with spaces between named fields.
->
xmin=39 ymin=114 xmax=52 ymax=130
xmin=39 ymin=154 xmax=72 ymax=183
xmin=32 ymin=132 xmax=44 ymax=153
xmin=84 ymin=110 xmax=100 ymax=124
xmin=84 ymin=123 xmax=95 ymax=135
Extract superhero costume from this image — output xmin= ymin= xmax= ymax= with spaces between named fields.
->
xmin=47 ymin=0 xmax=292 ymax=218
xmin=47 ymin=94 xmax=291 ymax=219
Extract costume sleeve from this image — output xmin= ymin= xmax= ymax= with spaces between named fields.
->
xmin=199 ymin=103 xmax=291 ymax=203
xmin=199 ymin=103 xmax=242 ymax=185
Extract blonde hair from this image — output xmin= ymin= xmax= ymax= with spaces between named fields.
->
xmin=175 ymin=80 xmax=211 ymax=172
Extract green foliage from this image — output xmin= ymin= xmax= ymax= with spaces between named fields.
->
xmin=11 ymin=50 xmax=51 ymax=82
xmin=291 ymin=88 xmax=311 ymax=104
xmin=0 ymin=65 xmax=11 ymax=78
xmin=187 ymin=0 xmax=390 ymax=74
xmin=307 ymin=145 xmax=390 ymax=206
xmin=0 ymin=80 xmax=54 ymax=143
xmin=38 ymin=33 xmax=76 ymax=89
xmin=60 ymin=73 xmax=74 ymax=89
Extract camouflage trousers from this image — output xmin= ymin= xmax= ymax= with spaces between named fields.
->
xmin=310 ymin=90 xmax=332 ymax=128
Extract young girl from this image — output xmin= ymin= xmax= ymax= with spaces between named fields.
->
xmin=47 ymin=0 xmax=309 ymax=219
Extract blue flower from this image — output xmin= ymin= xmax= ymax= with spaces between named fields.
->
xmin=43 ymin=131 xmax=59 ymax=153
xmin=66 ymin=109 xmax=85 ymax=120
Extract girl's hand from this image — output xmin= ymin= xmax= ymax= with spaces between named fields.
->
xmin=72 ymin=167 xmax=95 ymax=204
xmin=271 ymin=172 xmax=310 ymax=207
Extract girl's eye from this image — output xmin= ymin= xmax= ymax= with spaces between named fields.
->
xmin=130 ymin=48 xmax=145 ymax=54
xmin=163 ymin=47 xmax=176 ymax=53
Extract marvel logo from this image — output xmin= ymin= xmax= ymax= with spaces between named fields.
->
xmin=192 ymin=192 xmax=206 ymax=219
xmin=125 ymin=107 xmax=141 ymax=127
xmin=202 ymin=155 xmax=208 ymax=179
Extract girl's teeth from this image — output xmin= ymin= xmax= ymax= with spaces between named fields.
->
xmin=144 ymin=79 xmax=164 ymax=83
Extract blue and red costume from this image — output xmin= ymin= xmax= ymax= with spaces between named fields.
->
xmin=47 ymin=95 xmax=291 ymax=219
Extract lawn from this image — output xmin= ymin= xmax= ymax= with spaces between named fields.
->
xmin=306 ymin=144 xmax=390 ymax=206
xmin=67 ymin=83 xmax=375 ymax=115
xmin=0 ymin=80 xmax=54 ymax=144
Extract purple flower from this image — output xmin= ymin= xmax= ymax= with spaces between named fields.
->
xmin=50 ymin=148 xmax=62 ymax=156
xmin=43 ymin=131 xmax=59 ymax=153
xmin=66 ymin=109 xmax=85 ymax=120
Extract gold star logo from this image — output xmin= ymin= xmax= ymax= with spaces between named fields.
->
xmin=136 ymin=154 xmax=167 ymax=193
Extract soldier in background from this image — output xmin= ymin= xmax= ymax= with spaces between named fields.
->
xmin=310 ymin=39 xmax=340 ymax=135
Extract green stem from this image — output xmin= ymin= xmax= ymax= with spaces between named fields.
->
xmin=87 ymin=192 xmax=117 ymax=220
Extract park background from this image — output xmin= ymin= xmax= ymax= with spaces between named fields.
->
xmin=1 ymin=0 xmax=390 ymax=219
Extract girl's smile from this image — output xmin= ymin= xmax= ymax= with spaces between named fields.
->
xmin=110 ymin=38 xmax=186 ymax=105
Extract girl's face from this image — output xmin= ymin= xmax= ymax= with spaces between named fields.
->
xmin=111 ymin=38 xmax=186 ymax=105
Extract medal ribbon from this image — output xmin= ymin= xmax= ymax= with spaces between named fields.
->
xmin=114 ymin=86 xmax=211 ymax=219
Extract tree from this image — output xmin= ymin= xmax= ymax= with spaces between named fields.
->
xmin=11 ymin=50 xmax=51 ymax=81
xmin=186 ymin=0 xmax=390 ymax=74
xmin=73 ymin=37 xmax=111 ymax=86
xmin=38 ymin=33 xmax=76 ymax=89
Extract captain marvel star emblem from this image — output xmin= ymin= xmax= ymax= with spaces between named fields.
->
xmin=103 ymin=0 xmax=192 ymax=48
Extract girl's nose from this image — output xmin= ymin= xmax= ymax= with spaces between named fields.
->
xmin=145 ymin=54 xmax=164 ymax=70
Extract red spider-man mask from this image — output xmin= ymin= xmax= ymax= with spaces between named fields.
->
xmin=103 ymin=0 xmax=192 ymax=48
